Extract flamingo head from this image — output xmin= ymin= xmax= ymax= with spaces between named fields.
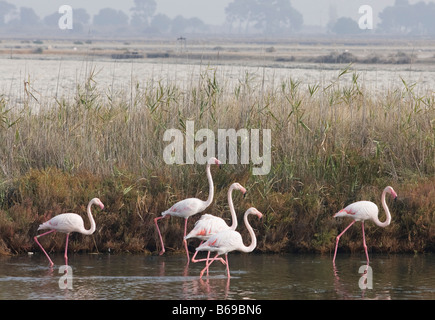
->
xmin=333 ymin=209 xmax=347 ymax=218
xmin=208 ymin=157 xmax=222 ymax=168
xmin=93 ymin=198 xmax=105 ymax=210
xmin=248 ymin=207 xmax=263 ymax=219
xmin=386 ymin=186 xmax=398 ymax=200
xmin=233 ymin=183 xmax=247 ymax=197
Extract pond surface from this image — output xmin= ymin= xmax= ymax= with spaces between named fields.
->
xmin=1 ymin=57 xmax=435 ymax=107
xmin=0 ymin=252 xmax=433 ymax=300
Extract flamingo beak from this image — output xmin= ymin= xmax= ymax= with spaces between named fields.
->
xmin=215 ymin=159 xmax=222 ymax=169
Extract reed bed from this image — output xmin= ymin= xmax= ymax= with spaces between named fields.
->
xmin=0 ymin=64 xmax=434 ymax=255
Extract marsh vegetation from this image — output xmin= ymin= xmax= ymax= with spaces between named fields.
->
xmin=0 ymin=54 xmax=434 ymax=256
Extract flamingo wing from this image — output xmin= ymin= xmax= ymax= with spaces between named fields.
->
xmin=162 ymin=198 xmax=205 ymax=218
xmin=38 ymin=213 xmax=84 ymax=233
xmin=185 ymin=214 xmax=229 ymax=240
xmin=196 ymin=229 xmax=243 ymax=254
xmin=334 ymin=201 xmax=378 ymax=221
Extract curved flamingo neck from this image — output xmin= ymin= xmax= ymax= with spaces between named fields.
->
xmin=82 ymin=199 xmax=97 ymax=235
xmin=239 ymin=212 xmax=257 ymax=253
xmin=373 ymin=188 xmax=392 ymax=228
xmin=203 ymin=163 xmax=214 ymax=209
xmin=228 ymin=184 xmax=238 ymax=230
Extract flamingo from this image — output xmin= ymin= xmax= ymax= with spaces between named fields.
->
xmin=154 ymin=157 xmax=222 ymax=263
xmin=185 ymin=182 xmax=247 ymax=267
xmin=333 ymin=186 xmax=397 ymax=264
xmin=34 ymin=198 xmax=104 ymax=267
xmin=195 ymin=207 xmax=262 ymax=278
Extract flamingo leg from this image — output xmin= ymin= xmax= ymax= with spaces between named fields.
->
xmin=199 ymin=253 xmax=221 ymax=278
xmin=34 ymin=229 xmax=56 ymax=267
xmin=333 ymin=220 xmax=356 ymax=263
xmin=191 ymin=241 xmax=204 ymax=263
xmin=361 ymin=221 xmax=370 ymax=264
xmin=192 ymin=254 xmax=226 ymax=264
xmin=206 ymin=251 xmax=210 ymax=276
xmin=225 ymin=254 xmax=230 ymax=278
xmin=64 ymin=233 xmax=69 ymax=266
xmin=183 ymin=218 xmax=190 ymax=264
xmin=154 ymin=215 xmax=168 ymax=255
xmin=192 ymin=244 xmax=226 ymax=265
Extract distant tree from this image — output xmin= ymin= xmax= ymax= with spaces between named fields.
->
xmin=74 ymin=8 xmax=90 ymax=25
xmin=170 ymin=15 xmax=189 ymax=34
xmin=225 ymin=0 xmax=253 ymax=33
xmin=254 ymin=0 xmax=303 ymax=33
xmin=93 ymin=8 xmax=128 ymax=26
xmin=378 ymin=0 xmax=435 ymax=35
xmin=150 ymin=13 xmax=172 ymax=33
xmin=16 ymin=7 xmax=40 ymax=26
xmin=225 ymin=0 xmax=302 ymax=34
xmin=420 ymin=3 xmax=435 ymax=34
xmin=43 ymin=11 xmax=60 ymax=26
xmin=0 ymin=1 xmax=15 ymax=26
xmin=170 ymin=15 xmax=207 ymax=34
xmin=331 ymin=17 xmax=362 ymax=35
xmin=378 ymin=0 xmax=411 ymax=33
xmin=186 ymin=17 xmax=207 ymax=33
xmin=130 ymin=0 xmax=156 ymax=28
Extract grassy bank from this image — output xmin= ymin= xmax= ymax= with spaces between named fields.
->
xmin=0 ymin=64 xmax=434 ymax=255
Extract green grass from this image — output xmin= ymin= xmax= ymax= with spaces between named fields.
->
xmin=0 ymin=64 xmax=434 ymax=255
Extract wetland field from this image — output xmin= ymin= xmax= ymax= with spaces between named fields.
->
xmin=0 ymin=37 xmax=434 ymax=259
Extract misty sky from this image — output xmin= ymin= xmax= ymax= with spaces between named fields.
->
xmin=9 ymin=0 xmax=435 ymax=26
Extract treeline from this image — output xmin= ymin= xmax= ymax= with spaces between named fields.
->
xmin=330 ymin=0 xmax=435 ymax=36
xmin=1 ymin=0 xmax=435 ymax=37
xmin=0 ymin=0 xmax=207 ymax=36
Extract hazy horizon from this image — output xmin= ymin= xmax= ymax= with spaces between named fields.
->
xmin=7 ymin=0 xmax=435 ymax=27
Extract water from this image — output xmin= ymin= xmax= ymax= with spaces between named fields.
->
xmin=0 ymin=253 xmax=433 ymax=300
xmin=2 ymin=56 xmax=435 ymax=107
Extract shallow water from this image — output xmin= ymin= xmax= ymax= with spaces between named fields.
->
xmin=0 ymin=252 xmax=433 ymax=300
xmin=1 ymin=56 xmax=435 ymax=107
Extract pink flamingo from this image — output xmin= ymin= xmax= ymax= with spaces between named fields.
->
xmin=34 ymin=198 xmax=104 ymax=267
xmin=154 ymin=157 xmax=222 ymax=263
xmin=185 ymin=182 xmax=247 ymax=267
xmin=195 ymin=207 xmax=262 ymax=278
xmin=333 ymin=186 xmax=397 ymax=264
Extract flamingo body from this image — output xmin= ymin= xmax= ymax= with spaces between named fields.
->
xmin=38 ymin=213 xmax=93 ymax=235
xmin=196 ymin=229 xmax=245 ymax=255
xmin=34 ymin=198 xmax=104 ymax=267
xmin=162 ymin=197 xmax=207 ymax=219
xmin=185 ymin=182 xmax=246 ymax=269
xmin=196 ymin=207 xmax=262 ymax=278
xmin=185 ymin=183 xmax=247 ymax=242
xmin=333 ymin=186 xmax=397 ymax=264
xmin=154 ymin=157 xmax=222 ymax=262
xmin=333 ymin=201 xmax=379 ymax=223
xmin=185 ymin=213 xmax=230 ymax=241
